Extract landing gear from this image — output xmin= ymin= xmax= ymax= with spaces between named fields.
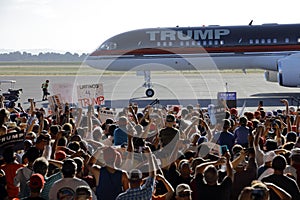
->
xmin=145 ymin=88 xmax=154 ymax=97
xmin=143 ymin=71 xmax=155 ymax=97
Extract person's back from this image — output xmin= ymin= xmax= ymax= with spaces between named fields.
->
xmin=191 ymin=152 xmax=233 ymax=200
xmin=95 ymin=167 xmax=123 ymax=200
xmin=217 ymin=131 xmax=235 ymax=153
xmin=261 ymin=155 xmax=300 ymax=200
xmin=23 ymin=173 xmax=46 ymax=200
xmin=234 ymin=117 xmax=249 ymax=147
xmin=194 ymin=173 xmax=232 ymax=200
xmin=14 ymin=166 xmax=33 ymax=198
xmin=159 ymin=127 xmax=179 ymax=148
xmin=116 ymin=146 xmax=156 ymax=200
xmin=49 ymin=177 xmax=91 ymax=199
xmin=49 ymin=159 xmax=96 ymax=200
xmin=15 ymin=147 xmax=40 ymax=198
xmin=113 ymin=127 xmax=128 ymax=145
xmin=0 ymin=147 xmax=23 ymax=199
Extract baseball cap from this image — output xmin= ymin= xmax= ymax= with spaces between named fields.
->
xmin=128 ymin=169 xmax=142 ymax=181
xmin=230 ymin=108 xmax=238 ymax=115
xmin=29 ymin=173 xmax=45 ymax=189
xmin=55 ymin=150 xmax=67 ymax=161
xmin=176 ymin=183 xmax=192 ymax=196
xmin=166 ymin=114 xmax=176 ymax=122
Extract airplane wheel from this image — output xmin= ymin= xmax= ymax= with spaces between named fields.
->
xmin=145 ymin=88 xmax=154 ymax=97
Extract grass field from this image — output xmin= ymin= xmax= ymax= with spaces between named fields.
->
xmin=0 ymin=62 xmax=264 ymax=76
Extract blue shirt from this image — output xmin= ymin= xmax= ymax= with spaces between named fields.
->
xmin=216 ymin=131 xmax=235 ymax=154
xmin=113 ymin=127 xmax=128 ymax=146
xmin=234 ymin=126 xmax=249 ymax=145
xmin=116 ymin=177 xmax=154 ymax=200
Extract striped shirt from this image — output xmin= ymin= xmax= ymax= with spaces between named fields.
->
xmin=116 ymin=177 xmax=155 ymax=200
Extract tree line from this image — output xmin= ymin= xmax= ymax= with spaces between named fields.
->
xmin=0 ymin=51 xmax=89 ymax=62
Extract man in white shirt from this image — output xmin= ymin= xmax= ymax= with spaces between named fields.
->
xmin=49 ymin=159 xmax=96 ymax=200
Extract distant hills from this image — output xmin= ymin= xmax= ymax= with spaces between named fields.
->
xmin=0 ymin=51 xmax=89 ymax=62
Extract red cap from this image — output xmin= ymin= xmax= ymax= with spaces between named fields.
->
xmin=29 ymin=173 xmax=45 ymax=189
xmin=230 ymin=108 xmax=238 ymax=115
xmin=55 ymin=150 xmax=67 ymax=161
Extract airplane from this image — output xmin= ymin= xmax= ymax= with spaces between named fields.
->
xmin=85 ymin=23 xmax=300 ymax=97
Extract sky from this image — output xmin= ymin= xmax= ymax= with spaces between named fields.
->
xmin=1 ymin=0 xmax=300 ymax=54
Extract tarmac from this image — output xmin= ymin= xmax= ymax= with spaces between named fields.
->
xmin=1 ymin=71 xmax=300 ymax=112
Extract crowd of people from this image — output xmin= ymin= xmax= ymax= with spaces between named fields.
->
xmin=0 ymin=94 xmax=300 ymax=200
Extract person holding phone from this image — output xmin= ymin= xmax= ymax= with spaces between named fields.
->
xmin=214 ymin=119 xmax=235 ymax=156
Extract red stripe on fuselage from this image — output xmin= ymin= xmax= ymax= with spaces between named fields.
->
xmin=90 ymin=44 xmax=300 ymax=56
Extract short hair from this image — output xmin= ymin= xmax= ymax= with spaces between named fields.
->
xmin=33 ymin=157 xmax=49 ymax=176
xmin=272 ymin=155 xmax=287 ymax=171
xmin=92 ymin=127 xmax=102 ymax=140
xmin=62 ymin=159 xmax=77 ymax=177
xmin=73 ymin=157 xmax=83 ymax=174
xmin=3 ymin=147 xmax=15 ymax=163
xmin=23 ymin=147 xmax=40 ymax=163
xmin=57 ymin=137 xmax=68 ymax=146
xmin=286 ymin=131 xmax=297 ymax=142
xmin=68 ymin=141 xmax=81 ymax=152
xmin=76 ymin=186 xmax=92 ymax=199
xmin=108 ymin=124 xmax=117 ymax=136
xmin=204 ymin=165 xmax=218 ymax=183
xmin=49 ymin=125 xmax=60 ymax=135
xmin=239 ymin=116 xmax=248 ymax=126
xmin=62 ymin=123 xmax=72 ymax=133
xmin=223 ymin=119 xmax=231 ymax=129
xmin=265 ymin=139 xmax=277 ymax=151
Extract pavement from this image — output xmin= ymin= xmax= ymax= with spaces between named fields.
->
xmin=1 ymin=71 xmax=300 ymax=111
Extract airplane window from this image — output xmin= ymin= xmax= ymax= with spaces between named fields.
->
xmin=197 ymin=41 xmax=201 ymax=46
xmin=249 ymin=39 xmax=253 ymax=44
xmin=180 ymin=41 xmax=184 ymax=46
xmin=208 ymin=41 xmax=213 ymax=46
xmin=267 ymin=39 xmax=271 ymax=44
xmin=261 ymin=39 xmax=265 ymax=44
xmin=214 ymin=40 xmax=219 ymax=45
xmin=298 ymin=38 xmax=300 ymax=43
xmin=255 ymin=39 xmax=259 ymax=44
xmin=169 ymin=42 xmax=173 ymax=46
xmin=220 ymin=40 xmax=224 ymax=45
xmin=138 ymin=41 xmax=142 ymax=46
xmin=157 ymin=42 xmax=161 ymax=47
xmin=273 ymin=38 xmax=277 ymax=43
xmin=186 ymin=41 xmax=190 ymax=46
xmin=191 ymin=41 xmax=196 ymax=46
xmin=285 ymin=38 xmax=290 ymax=43
xmin=163 ymin=42 xmax=167 ymax=46
xmin=100 ymin=42 xmax=117 ymax=50
xmin=203 ymin=41 xmax=207 ymax=46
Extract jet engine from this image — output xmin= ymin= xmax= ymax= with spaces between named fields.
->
xmin=277 ymin=54 xmax=300 ymax=87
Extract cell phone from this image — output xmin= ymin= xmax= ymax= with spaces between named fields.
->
xmin=221 ymin=145 xmax=228 ymax=155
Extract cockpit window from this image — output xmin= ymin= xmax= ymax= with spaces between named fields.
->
xmin=99 ymin=42 xmax=117 ymax=50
